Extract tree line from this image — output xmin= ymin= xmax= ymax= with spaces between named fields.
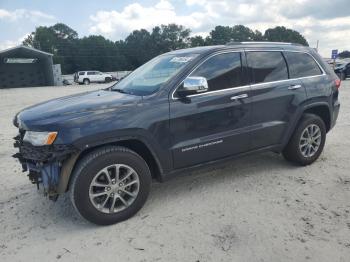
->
xmin=23 ymin=23 xmax=311 ymax=74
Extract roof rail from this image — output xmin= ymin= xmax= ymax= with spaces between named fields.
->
xmin=226 ymin=41 xmax=302 ymax=46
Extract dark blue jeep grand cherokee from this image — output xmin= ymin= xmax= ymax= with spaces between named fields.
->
xmin=13 ymin=42 xmax=340 ymax=225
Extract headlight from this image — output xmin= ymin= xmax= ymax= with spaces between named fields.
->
xmin=23 ymin=131 xmax=58 ymax=146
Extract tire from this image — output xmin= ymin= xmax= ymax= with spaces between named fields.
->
xmin=83 ymin=78 xmax=90 ymax=85
xmin=105 ymin=77 xmax=112 ymax=83
xmin=282 ymin=114 xmax=326 ymax=166
xmin=70 ymin=146 xmax=151 ymax=225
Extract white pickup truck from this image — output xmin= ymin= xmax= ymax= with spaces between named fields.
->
xmin=74 ymin=71 xmax=113 ymax=85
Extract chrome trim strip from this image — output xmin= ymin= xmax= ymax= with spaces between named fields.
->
xmin=171 ymin=49 xmax=326 ymax=100
xmin=240 ymin=42 xmax=293 ymax=45
xmin=186 ymin=85 xmax=250 ymax=98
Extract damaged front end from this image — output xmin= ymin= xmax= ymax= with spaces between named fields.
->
xmin=13 ymin=129 xmax=78 ymax=201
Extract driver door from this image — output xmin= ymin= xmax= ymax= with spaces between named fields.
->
xmin=169 ymin=51 xmax=252 ymax=169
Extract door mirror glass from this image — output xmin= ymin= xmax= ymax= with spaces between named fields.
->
xmin=177 ymin=77 xmax=208 ymax=97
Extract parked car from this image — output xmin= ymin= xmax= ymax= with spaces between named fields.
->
xmin=74 ymin=71 xmax=113 ymax=85
xmin=334 ymin=62 xmax=350 ymax=80
xmin=13 ymin=42 xmax=340 ymax=225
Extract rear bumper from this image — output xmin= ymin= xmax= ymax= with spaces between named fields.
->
xmin=13 ymin=131 xmax=77 ymax=198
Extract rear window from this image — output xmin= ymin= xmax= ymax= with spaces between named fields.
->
xmin=247 ymin=51 xmax=288 ymax=84
xmin=284 ymin=52 xmax=323 ymax=78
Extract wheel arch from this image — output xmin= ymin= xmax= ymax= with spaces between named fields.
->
xmin=59 ymin=138 xmax=163 ymax=194
xmin=281 ymin=102 xmax=331 ymax=150
xmin=303 ymin=103 xmax=331 ymax=132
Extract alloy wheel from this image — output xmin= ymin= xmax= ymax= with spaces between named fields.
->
xmin=299 ymin=124 xmax=322 ymax=158
xmin=89 ymin=164 xmax=140 ymax=214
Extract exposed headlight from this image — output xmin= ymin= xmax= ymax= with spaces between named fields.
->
xmin=23 ymin=131 xmax=58 ymax=146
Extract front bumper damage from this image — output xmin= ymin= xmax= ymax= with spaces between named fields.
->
xmin=13 ymin=130 xmax=78 ymax=200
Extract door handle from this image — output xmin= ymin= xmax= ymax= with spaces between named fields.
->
xmin=230 ymin=94 xmax=248 ymax=100
xmin=288 ymin=84 xmax=302 ymax=90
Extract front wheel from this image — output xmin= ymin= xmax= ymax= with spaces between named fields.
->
xmin=70 ymin=146 xmax=151 ymax=225
xmin=283 ymin=114 xmax=326 ymax=166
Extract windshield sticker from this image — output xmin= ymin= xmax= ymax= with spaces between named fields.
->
xmin=170 ymin=56 xmax=195 ymax=63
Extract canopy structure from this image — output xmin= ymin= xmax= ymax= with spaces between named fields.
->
xmin=0 ymin=45 xmax=54 ymax=88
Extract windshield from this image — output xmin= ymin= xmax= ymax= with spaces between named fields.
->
xmin=111 ymin=53 xmax=198 ymax=96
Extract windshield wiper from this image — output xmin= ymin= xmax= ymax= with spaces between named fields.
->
xmin=111 ymin=88 xmax=127 ymax=94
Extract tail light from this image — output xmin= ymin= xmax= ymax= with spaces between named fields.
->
xmin=335 ymin=79 xmax=341 ymax=89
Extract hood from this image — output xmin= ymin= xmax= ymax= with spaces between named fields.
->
xmin=16 ymin=89 xmax=141 ymax=129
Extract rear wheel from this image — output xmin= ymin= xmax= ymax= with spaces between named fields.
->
xmin=283 ymin=114 xmax=326 ymax=166
xmin=83 ymin=78 xmax=90 ymax=85
xmin=70 ymin=146 xmax=151 ymax=225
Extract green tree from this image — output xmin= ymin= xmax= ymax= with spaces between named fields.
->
xmin=124 ymin=29 xmax=154 ymax=68
xmin=208 ymin=25 xmax=264 ymax=45
xmin=208 ymin=26 xmax=233 ymax=45
xmin=151 ymin=24 xmax=191 ymax=53
xmin=338 ymin=50 xmax=350 ymax=58
xmin=230 ymin=25 xmax=263 ymax=42
xmin=21 ymin=23 xmax=310 ymax=73
xmin=190 ymin=35 xmax=206 ymax=47
xmin=264 ymin=26 xmax=309 ymax=46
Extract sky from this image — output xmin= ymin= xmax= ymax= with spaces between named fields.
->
xmin=0 ymin=0 xmax=349 ymax=57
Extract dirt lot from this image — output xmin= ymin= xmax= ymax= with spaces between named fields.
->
xmin=0 ymin=82 xmax=349 ymax=262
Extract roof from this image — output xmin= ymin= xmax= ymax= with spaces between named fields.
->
xmin=0 ymin=45 xmax=53 ymax=57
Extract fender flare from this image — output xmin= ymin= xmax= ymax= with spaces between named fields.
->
xmin=57 ymin=135 xmax=165 ymax=193
xmin=281 ymin=101 xmax=331 ymax=148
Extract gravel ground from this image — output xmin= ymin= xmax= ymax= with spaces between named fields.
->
xmin=0 ymin=81 xmax=349 ymax=262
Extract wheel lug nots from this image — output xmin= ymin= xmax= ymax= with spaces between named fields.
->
xmin=118 ymin=190 xmax=122 ymax=194
xmin=119 ymin=183 xmax=123 ymax=187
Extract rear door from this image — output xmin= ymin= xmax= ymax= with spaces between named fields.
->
xmin=283 ymin=51 xmax=325 ymax=100
xmin=87 ymin=71 xmax=97 ymax=82
xmin=170 ymin=51 xmax=252 ymax=169
xmin=246 ymin=50 xmax=306 ymax=149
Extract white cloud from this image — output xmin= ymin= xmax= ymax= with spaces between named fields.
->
xmin=0 ymin=33 xmax=30 ymax=50
xmin=0 ymin=8 xmax=55 ymax=51
xmin=89 ymin=0 xmax=205 ymax=39
xmin=0 ymin=8 xmax=55 ymax=22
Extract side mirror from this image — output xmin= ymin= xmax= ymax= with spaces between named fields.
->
xmin=177 ymin=77 xmax=208 ymax=97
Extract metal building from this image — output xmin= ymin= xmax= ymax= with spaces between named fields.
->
xmin=0 ymin=45 xmax=55 ymax=88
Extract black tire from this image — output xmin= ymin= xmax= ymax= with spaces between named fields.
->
xmin=83 ymin=78 xmax=90 ymax=85
xmin=70 ymin=146 xmax=151 ymax=225
xmin=282 ymin=114 xmax=326 ymax=166
xmin=105 ymin=77 xmax=112 ymax=83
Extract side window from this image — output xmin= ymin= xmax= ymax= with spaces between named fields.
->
xmin=189 ymin=52 xmax=243 ymax=92
xmin=284 ymin=52 xmax=322 ymax=78
xmin=78 ymin=72 xmax=85 ymax=75
xmin=87 ymin=71 xmax=95 ymax=75
xmin=247 ymin=51 xmax=288 ymax=84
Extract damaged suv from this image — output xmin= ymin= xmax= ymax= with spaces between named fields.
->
xmin=13 ymin=42 xmax=340 ymax=225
